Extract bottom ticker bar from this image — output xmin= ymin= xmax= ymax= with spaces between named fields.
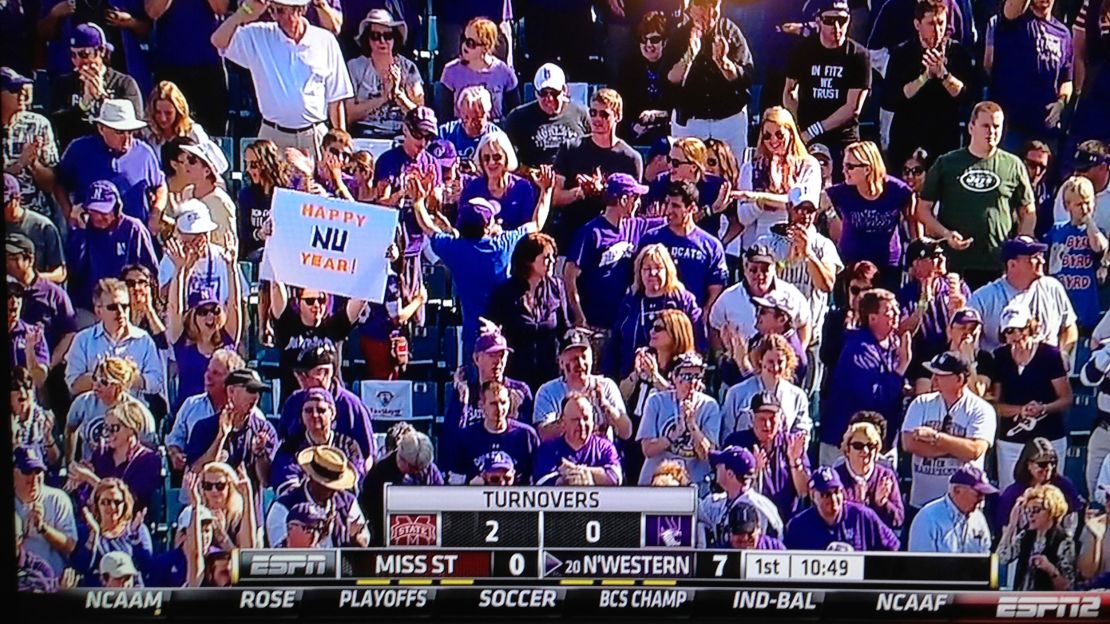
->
xmin=15 ymin=587 xmax=1109 ymax=621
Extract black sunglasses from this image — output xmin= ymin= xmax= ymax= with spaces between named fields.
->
xmin=105 ymin=302 xmax=130 ymax=312
xmin=1033 ymin=460 xmax=1056 ymax=469
xmin=328 ymin=146 xmax=351 ymax=160
xmin=71 ymin=49 xmax=96 ymax=60
xmin=1025 ymin=159 xmax=1048 ymax=172
xmin=538 ymin=88 xmax=561 ymax=100
xmin=124 ymin=278 xmax=150 ymax=288
xmin=461 ymin=35 xmax=482 ymax=49
xmin=368 ymin=31 xmax=395 ymax=42
xmin=849 ymin=441 xmax=878 ymax=452
xmin=98 ymin=498 xmax=126 ymax=507
xmin=480 ymin=152 xmax=505 ymax=163
xmin=844 ymin=162 xmax=869 ymax=170
xmin=103 ymin=423 xmax=123 ymax=435
xmin=301 ymin=295 xmax=327 ymax=306
xmin=642 ymin=34 xmax=664 ymax=45
xmin=820 ymin=15 xmax=850 ymax=27
xmin=676 ymin=371 xmax=700 ymax=382
xmin=588 ymin=108 xmax=612 ymax=119
xmin=650 ymin=323 xmax=667 ymax=333
xmin=849 ymin=285 xmax=866 ymax=295
xmin=201 ymin=481 xmax=229 ymax=491
xmin=196 ymin=304 xmax=220 ymax=317
xmin=903 ymin=166 xmax=925 ymax=176
xmin=669 ymin=157 xmax=692 ymax=168
xmin=761 ymin=130 xmax=787 ymax=142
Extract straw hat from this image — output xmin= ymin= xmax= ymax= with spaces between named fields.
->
xmin=297 ymin=445 xmax=357 ymax=490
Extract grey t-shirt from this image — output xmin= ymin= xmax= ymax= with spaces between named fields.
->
xmin=636 ymin=390 xmax=721 ymax=493
xmin=9 ymin=209 xmax=64 ymax=273
xmin=969 ymin=276 xmax=1076 ymax=352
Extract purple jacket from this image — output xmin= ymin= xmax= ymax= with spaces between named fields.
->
xmin=66 ymin=214 xmax=158 ymax=309
xmin=821 ymin=329 xmax=906 ymax=448
xmin=835 ymin=461 xmax=906 ymax=529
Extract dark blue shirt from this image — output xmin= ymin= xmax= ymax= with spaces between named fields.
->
xmin=567 ymin=215 xmax=665 ymax=328
xmin=279 ymin=385 xmax=377 ymax=462
xmin=153 ymin=0 xmax=223 ymax=67
xmin=784 ymin=500 xmax=901 ymax=551
xmin=453 ymin=419 xmax=541 ymax=482
xmin=486 ymin=276 xmax=569 ymax=391
xmin=822 ymin=329 xmax=907 ymax=447
xmin=990 ymin=11 xmax=1073 ymax=133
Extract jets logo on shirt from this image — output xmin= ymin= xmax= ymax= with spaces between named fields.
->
xmin=958 ymin=169 xmax=1001 ymax=193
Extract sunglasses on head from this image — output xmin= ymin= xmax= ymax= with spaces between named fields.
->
xmin=202 ymin=480 xmax=229 ymax=491
xmin=904 ymin=166 xmax=925 ymax=176
xmin=588 ymin=108 xmax=612 ymax=119
xmin=538 ymin=88 xmax=561 ymax=100
xmin=642 ymin=34 xmax=664 ymax=45
xmin=196 ymin=304 xmax=220 ymax=317
xmin=124 ymin=278 xmax=149 ymax=288
xmin=820 ymin=14 xmax=850 ymax=27
xmin=368 ymin=30 xmax=395 ymax=42
xmin=461 ymin=35 xmax=482 ymax=49
xmin=761 ymin=130 xmax=787 ymax=142
xmin=105 ymin=302 xmax=130 ymax=313
xmin=849 ymin=441 xmax=878 ymax=452
xmin=481 ymin=152 xmax=505 ymax=163
xmin=301 ymin=295 xmax=327 ymax=306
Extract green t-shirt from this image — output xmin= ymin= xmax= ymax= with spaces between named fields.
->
xmin=921 ymin=148 xmax=1033 ymax=272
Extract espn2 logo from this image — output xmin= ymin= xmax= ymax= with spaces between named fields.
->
xmin=995 ymin=595 xmax=1101 ymax=618
xmin=240 ymin=550 xmax=337 ymax=579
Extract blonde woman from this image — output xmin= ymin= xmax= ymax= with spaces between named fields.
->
xmin=65 ymin=358 xmax=157 ymax=464
xmin=645 ymin=137 xmax=731 ymax=222
xmin=834 ymin=421 xmax=903 ymax=529
xmin=187 ymin=462 xmax=260 ymax=549
xmin=74 ymin=478 xmax=153 ymax=585
xmin=459 ymin=130 xmax=537 ymax=230
xmin=66 ymin=400 xmax=161 ymax=512
xmin=826 ymin=140 xmax=917 ymax=291
xmin=608 ymin=245 xmax=702 ymax=379
xmin=142 ymin=81 xmax=210 ymax=153
xmin=733 ymin=107 xmax=821 ymax=254
xmin=998 ymin=484 xmax=1076 ymax=590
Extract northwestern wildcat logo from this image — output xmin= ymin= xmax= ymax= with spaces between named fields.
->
xmin=958 ymin=169 xmax=1001 ymax=192
xmin=389 ymin=514 xmax=438 ymax=546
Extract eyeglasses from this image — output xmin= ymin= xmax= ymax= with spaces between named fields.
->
xmin=761 ymin=130 xmax=787 ymax=142
xmin=105 ymin=302 xmax=131 ymax=313
xmin=588 ymin=108 xmax=612 ymax=119
xmin=676 ymin=371 xmax=700 ymax=382
xmin=1024 ymin=159 xmax=1048 ymax=172
xmin=98 ymin=498 xmax=126 ymax=508
xmin=368 ymin=31 xmax=395 ymax=43
xmin=820 ymin=15 xmax=850 ymax=27
xmin=201 ymin=480 xmax=229 ymax=491
xmin=1033 ymin=460 xmax=1056 ymax=469
xmin=461 ymin=35 xmax=482 ymax=49
xmin=849 ymin=441 xmax=878 ymax=452
xmin=71 ymin=49 xmax=96 ymax=60
xmin=301 ymin=295 xmax=327 ymax=306
xmin=104 ymin=423 xmax=123 ymax=435
xmin=409 ymin=128 xmax=436 ymax=142
xmin=650 ymin=323 xmax=667 ymax=333
xmin=124 ymin=279 xmax=149 ymax=288
xmin=480 ymin=152 xmax=505 ymax=163
xmin=903 ymin=166 xmax=925 ymax=176
xmin=641 ymin=34 xmax=664 ymax=45
xmin=354 ymin=164 xmax=372 ymax=175
xmin=327 ymin=146 xmax=351 ymax=161
xmin=484 ymin=474 xmax=514 ymax=485
xmin=706 ymin=158 xmax=719 ymax=167
xmin=844 ymin=161 xmax=869 ymax=170
xmin=196 ymin=304 xmax=220 ymax=317
xmin=669 ymin=157 xmax=692 ymax=168
xmin=244 ymin=158 xmax=260 ymax=170
xmin=1026 ymin=506 xmax=1045 ymax=515
xmin=538 ymin=88 xmax=561 ymax=100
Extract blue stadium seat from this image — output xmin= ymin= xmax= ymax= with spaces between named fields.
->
xmin=1070 ymin=387 xmax=1098 ymax=436
xmin=412 ymin=381 xmax=440 ymax=418
xmin=409 ymin=325 xmax=440 ymax=363
xmin=442 ymin=326 xmax=463 ymax=369
xmin=1064 ymin=444 xmax=1088 ymax=500
xmin=424 ymin=263 xmax=452 ymax=301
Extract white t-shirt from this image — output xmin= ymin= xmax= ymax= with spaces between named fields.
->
xmin=223 ymin=22 xmax=354 ymax=126
xmin=901 ymin=389 xmax=996 ymax=507
xmin=969 ymin=276 xmax=1076 ymax=352
xmin=708 ymin=278 xmax=812 ymax=343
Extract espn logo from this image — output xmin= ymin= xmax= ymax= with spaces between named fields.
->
xmin=239 ymin=550 xmax=337 ymax=580
xmin=995 ymin=595 xmax=1101 ymax=618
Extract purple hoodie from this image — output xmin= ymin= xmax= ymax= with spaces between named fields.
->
xmin=821 ymin=328 xmax=906 ymax=447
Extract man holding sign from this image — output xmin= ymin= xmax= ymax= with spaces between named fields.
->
xmin=408 ymin=164 xmax=556 ymax=360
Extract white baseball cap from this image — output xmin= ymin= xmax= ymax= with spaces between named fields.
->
xmin=1000 ymin=306 xmax=1032 ymax=331
xmin=271 ymin=0 xmax=311 ymax=6
xmin=99 ymin=551 xmax=139 ymax=578
xmin=787 ymin=186 xmax=819 ymax=209
xmin=175 ymin=200 xmax=218 ymax=235
xmin=533 ymin=63 xmax=566 ymax=92
xmin=177 ymin=504 xmax=215 ymax=528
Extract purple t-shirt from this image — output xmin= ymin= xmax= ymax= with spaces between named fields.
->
xmin=453 ymin=419 xmax=541 ymax=482
xmin=375 ymin=145 xmax=439 ymax=256
xmin=66 ymin=214 xmax=159 ymax=309
xmin=57 ymin=135 xmax=166 ymax=224
xmin=834 ymin=461 xmax=906 ymax=530
xmin=20 ymin=276 xmax=78 ymax=347
xmin=532 ymin=435 xmax=623 ymax=485
xmin=172 ymin=332 xmax=235 ymax=410
xmin=152 ymin=0 xmax=222 ymax=67
xmin=784 ymin=501 xmax=901 ymax=551
xmin=606 ymin=289 xmax=703 ymax=377
xmin=440 ymin=371 xmax=534 ymax=472
xmin=440 ymin=58 xmax=519 ymax=120
xmin=568 ymin=215 xmax=665 ymax=328
xmin=89 ymin=445 xmax=162 ymax=512
xmin=722 ymin=430 xmax=809 ymax=522
xmin=638 ymin=225 xmax=728 ymax=306
xmin=185 ymin=414 xmax=278 ymax=490
xmin=460 ymin=174 xmax=537 ymax=230
xmin=10 ymin=319 xmax=50 ymax=372
xmin=990 ymin=12 xmax=1073 ymax=133
xmin=827 ymin=176 xmax=913 ymax=267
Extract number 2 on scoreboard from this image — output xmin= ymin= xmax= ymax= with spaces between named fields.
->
xmin=485 ymin=519 xmax=500 ymax=543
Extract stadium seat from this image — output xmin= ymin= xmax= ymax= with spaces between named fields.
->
xmin=424 ymin=263 xmax=452 ymax=300
xmin=1064 ymin=443 xmax=1088 ymax=500
xmin=442 ymin=326 xmax=463 ymax=369
xmin=350 ymin=138 xmax=397 ymax=160
xmin=1070 ymin=387 xmax=1098 ymax=436
xmin=409 ymin=325 xmax=441 ymax=363
xmin=412 ymin=381 xmax=440 ymax=419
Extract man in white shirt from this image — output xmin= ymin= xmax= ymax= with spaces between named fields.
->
xmin=708 ymin=244 xmax=812 ymax=350
xmin=901 ymin=352 xmax=996 ymax=510
xmin=697 ymin=446 xmax=783 ymax=547
xmin=969 ymin=236 xmax=1077 ymax=354
xmin=211 ymin=0 xmax=353 ymax=158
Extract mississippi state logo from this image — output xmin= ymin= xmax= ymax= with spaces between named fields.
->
xmin=389 ymin=514 xmax=438 ymax=546
xmin=958 ymin=168 xmax=1001 ymax=193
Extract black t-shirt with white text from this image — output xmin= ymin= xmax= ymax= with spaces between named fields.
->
xmin=786 ymin=35 xmax=872 ymax=147
xmin=504 ymin=100 xmax=591 ymax=168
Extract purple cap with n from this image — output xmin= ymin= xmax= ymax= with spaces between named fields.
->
xmin=85 ymin=180 xmax=121 ymax=214
xmin=475 ymin=330 xmax=513 ymax=354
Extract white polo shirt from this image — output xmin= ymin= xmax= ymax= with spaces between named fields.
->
xmin=901 ymin=389 xmax=996 ymax=508
xmin=969 ymin=275 xmax=1075 ymax=352
xmin=708 ymin=278 xmax=812 ymax=344
xmin=223 ymin=22 xmax=353 ymax=127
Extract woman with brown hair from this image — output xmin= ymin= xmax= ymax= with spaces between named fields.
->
xmin=345 ymin=8 xmax=425 ymax=139
xmin=141 ymin=81 xmax=210 ymax=154
xmin=439 ymin=17 xmax=519 ymax=121
xmin=720 ymin=334 xmax=811 ymax=440
xmin=346 ymin=151 xmax=378 ymax=203
xmin=606 ymin=244 xmax=702 ymax=379
xmin=73 ymin=478 xmax=153 ymax=586
xmin=826 ymin=140 xmax=917 ymax=291
xmin=995 ymin=437 xmax=1083 ymax=535
xmin=486 ymin=232 xmax=569 ymax=391
xmin=734 ymin=107 xmax=822 ymax=252
xmin=239 ymin=139 xmax=292 ymax=262
xmin=999 ymin=484 xmax=1077 ymax=590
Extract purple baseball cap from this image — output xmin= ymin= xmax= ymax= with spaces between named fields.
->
xmin=606 ymin=173 xmax=648 ymax=199
xmin=85 ymin=180 xmax=121 ymax=214
xmin=949 ymin=465 xmax=998 ymax=494
xmin=405 ymin=106 xmax=438 ymax=136
xmin=810 ymin=466 xmax=845 ymax=493
xmin=303 ymin=387 xmax=337 ymax=409
xmin=950 ymin=307 xmax=982 ymax=326
xmin=71 ymin=22 xmax=114 ymax=51
xmin=1000 ymin=236 xmax=1047 ymax=262
xmin=474 ymin=330 xmax=513 ymax=354
xmin=14 ymin=446 xmax=47 ymax=473
xmin=4 ymin=172 xmax=20 ymax=203
xmin=709 ymin=446 xmax=756 ymax=477
xmin=456 ymin=197 xmax=499 ymax=229
xmin=427 ymin=139 xmax=458 ymax=169
xmin=0 ymin=67 xmax=32 ymax=92
xmin=186 ymin=287 xmax=220 ymax=310
xmin=287 ymin=502 xmax=328 ymax=528
xmin=479 ymin=450 xmax=515 ymax=473
xmin=811 ymin=0 xmax=850 ymax=17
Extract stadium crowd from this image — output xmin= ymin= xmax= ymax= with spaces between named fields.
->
xmin=9 ymin=0 xmax=1110 ymax=593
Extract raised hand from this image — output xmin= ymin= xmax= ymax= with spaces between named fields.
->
xmin=217 ymin=404 xmax=234 ymax=438
xmin=786 ymin=431 xmax=807 ymax=463
xmin=128 ymin=507 xmax=147 ymax=535
xmin=163 ymin=237 xmax=188 ymax=269
xmin=285 ymin=147 xmax=314 ymax=177
xmin=533 ymin=164 xmax=557 ymax=193
xmin=236 ymin=464 xmax=254 ymax=498
xmin=221 ymin=229 xmax=239 ymax=264
xmin=875 ymin=473 xmax=894 ymax=507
